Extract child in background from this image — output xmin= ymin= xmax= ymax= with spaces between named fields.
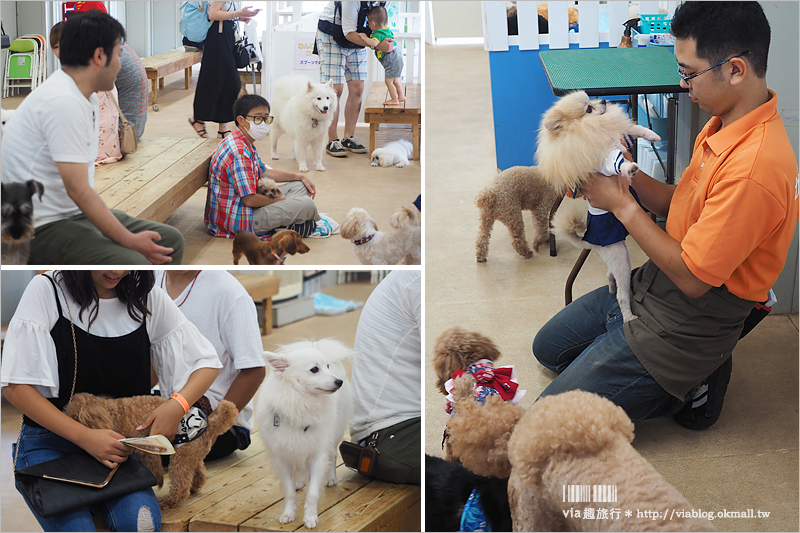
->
xmin=364 ymin=5 xmax=405 ymax=106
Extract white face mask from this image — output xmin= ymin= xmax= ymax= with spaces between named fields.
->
xmin=247 ymin=120 xmax=270 ymax=141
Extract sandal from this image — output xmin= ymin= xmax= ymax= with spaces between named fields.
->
xmin=188 ymin=117 xmax=208 ymax=139
xmin=217 ymin=130 xmax=232 ymax=139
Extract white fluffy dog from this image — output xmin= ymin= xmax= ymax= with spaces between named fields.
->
xmin=270 ymin=77 xmax=337 ymax=172
xmin=340 ymin=206 xmax=421 ymax=265
xmin=256 ymin=339 xmax=353 ymax=529
xmin=371 ymin=139 xmax=413 ymax=167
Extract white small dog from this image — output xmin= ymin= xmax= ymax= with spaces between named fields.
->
xmin=270 ymin=77 xmax=337 ymax=173
xmin=340 ymin=206 xmax=421 ymax=265
xmin=371 ymin=139 xmax=413 ymax=167
xmin=256 ymin=339 xmax=353 ymax=529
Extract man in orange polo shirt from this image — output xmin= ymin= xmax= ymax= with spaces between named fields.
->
xmin=532 ymin=2 xmax=798 ymax=429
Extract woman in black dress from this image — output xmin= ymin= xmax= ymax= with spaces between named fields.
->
xmin=189 ymin=1 xmax=258 ymax=139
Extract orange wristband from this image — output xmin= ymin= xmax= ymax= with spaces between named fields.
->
xmin=170 ymin=393 xmax=190 ymax=414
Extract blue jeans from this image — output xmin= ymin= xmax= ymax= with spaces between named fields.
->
xmin=532 ymin=285 xmax=686 ymax=422
xmin=12 ymin=424 xmax=162 ymax=532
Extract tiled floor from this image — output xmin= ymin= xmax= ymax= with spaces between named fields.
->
xmin=423 ymin=44 xmax=799 ymax=533
xmin=1 ymin=279 xmax=377 ymax=532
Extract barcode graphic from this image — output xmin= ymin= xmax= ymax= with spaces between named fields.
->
xmin=562 ymin=485 xmax=617 ymax=503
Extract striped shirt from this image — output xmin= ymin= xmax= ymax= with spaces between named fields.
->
xmin=204 ymin=128 xmax=267 ymax=238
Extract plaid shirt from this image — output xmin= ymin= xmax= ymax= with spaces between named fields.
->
xmin=204 ymin=129 xmax=268 ymax=238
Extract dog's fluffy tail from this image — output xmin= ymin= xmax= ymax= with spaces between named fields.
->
xmin=474 ymin=187 xmax=495 ymax=210
xmin=552 ymin=198 xmax=592 ymax=250
xmin=207 ymin=399 xmax=239 ymax=438
xmin=389 ymin=206 xmax=420 ymax=229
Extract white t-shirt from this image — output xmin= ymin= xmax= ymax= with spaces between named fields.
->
xmin=155 ymin=270 xmax=265 ymax=430
xmin=350 ymin=270 xmax=421 ymax=442
xmin=319 ymin=1 xmax=361 ymax=34
xmin=0 ymin=272 xmax=222 ymax=400
xmin=0 ymin=69 xmax=99 ymax=228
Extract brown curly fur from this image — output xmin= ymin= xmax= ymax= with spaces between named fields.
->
xmin=475 ymin=166 xmax=562 ymax=262
xmin=447 ymin=374 xmax=525 ymax=478
xmin=506 ymin=391 xmax=716 ymax=531
xmin=432 ymin=327 xmax=502 ymax=395
xmin=64 ymin=393 xmax=239 ymax=509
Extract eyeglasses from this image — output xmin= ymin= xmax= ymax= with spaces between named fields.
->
xmin=244 ymin=115 xmax=273 ymax=125
xmin=677 ymin=51 xmax=749 ymax=84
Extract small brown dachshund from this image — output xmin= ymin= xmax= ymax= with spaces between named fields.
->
xmin=232 ymin=229 xmax=310 ymax=265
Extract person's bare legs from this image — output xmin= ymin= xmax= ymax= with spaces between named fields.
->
xmin=217 ymin=122 xmax=231 ymax=138
xmin=328 ymin=83 xmax=344 ymax=142
xmin=394 ymin=78 xmax=406 ymax=102
xmin=384 ymin=78 xmax=400 ymax=105
xmin=343 ymin=79 xmax=364 ymax=139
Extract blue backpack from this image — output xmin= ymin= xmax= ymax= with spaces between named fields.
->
xmin=179 ymin=1 xmax=212 ymax=43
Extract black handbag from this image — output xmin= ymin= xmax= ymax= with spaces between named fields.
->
xmin=15 ymin=454 xmax=157 ymax=519
xmin=232 ymin=22 xmax=251 ymax=69
xmin=12 ymin=275 xmax=158 ymax=519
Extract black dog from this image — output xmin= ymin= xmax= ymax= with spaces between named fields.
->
xmin=425 ymin=454 xmax=512 ymax=532
xmin=1 ymin=180 xmax=44 ymax=265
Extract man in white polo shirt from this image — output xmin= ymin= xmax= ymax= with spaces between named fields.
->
xmin=0 ymin=10 xmax=183 ymax=264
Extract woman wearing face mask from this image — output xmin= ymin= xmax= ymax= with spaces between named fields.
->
xmin=204 ymin=94 xmax=320 ymax=239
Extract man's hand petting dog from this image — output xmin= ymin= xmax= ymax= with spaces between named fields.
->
xmin=80 ymin=428 xmax=132 ymax=469
xmin=580 ymin=172 xmax=639 ymax=221
xmin=136 ymin=398 xmax=185 ymax=442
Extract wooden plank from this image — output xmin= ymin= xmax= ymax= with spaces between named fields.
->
xmin=95 ymin=137 xmax=183 ymax=193
xmin=376 ymin=499 xmax=421 ymax=532
xmin=160 ymin=438 xmax=271 ymax=532
xmin=306 ymin=482 xmax=420 ymax=532
xmin=238 ymin=466 xmax=374 ymax=532
xmin=99 ymin=138 xmax=205 ymax=211
xmin=115 ymin=141 xmax=214 ymax=222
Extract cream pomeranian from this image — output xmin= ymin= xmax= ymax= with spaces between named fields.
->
xmin=536 ymin=91 xmax=661 ymax=322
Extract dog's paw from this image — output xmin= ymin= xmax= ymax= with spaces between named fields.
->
xmin=325 ymin=475 xmax=338 ymax=487
xmin=303 ymin=512 xmax=319 ymax=529
xmin=298 ymin=165 xmax=309 ymax=172
xmin=623 ymin=314 xmax=639 ymax=323
xmin=271 ymin=154 xmax=280 ymax=160
xmin=395 ymin=161 xmax=406 ymax=168
xmin=476 ymin=256 xmax=487 ymax=263
xmin=620 ymin=161 xmax=639 ymax=178
xmin=279 ymin=510 xmax=296 ymax=524
xmin=315 ymin=164 xmax=326 ymax=171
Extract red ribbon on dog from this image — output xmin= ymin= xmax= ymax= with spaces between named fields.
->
xmin=452 ymin=368 xmax=519 ymax=402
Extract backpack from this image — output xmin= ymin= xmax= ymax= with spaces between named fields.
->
xmin=317 ymin=1 xmax=386 ymax=50
xmin=179 ymin=1 xmax=212 ymax=43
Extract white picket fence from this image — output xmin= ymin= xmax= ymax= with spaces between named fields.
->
xmin=482 ymin=1 xmax=678 ymax=51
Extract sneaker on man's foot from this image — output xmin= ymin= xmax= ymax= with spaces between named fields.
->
xmin=672 ymin=357 xmax=732 ymax=430
xmin=341 ymin=136 xmax=367 ymax=153
xmin=326 ymin=139 xmax=347 ymax=157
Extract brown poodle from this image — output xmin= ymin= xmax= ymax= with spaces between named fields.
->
xmin=447 ymin=378 xmax=716 ymax=531
xmin=64 ymin=392 xmax=239 ymax=509
xmin=433 ymin=328 xmax=525 ymax=461
xmin=475 ymin=165 xmax=562 ymax=262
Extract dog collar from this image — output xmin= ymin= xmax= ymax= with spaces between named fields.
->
xmin=312 ymin=118 xmax=318 ymax=128
xmin=271 ymin=250 xmax=286 ymax=264
xmin=273 ymin=413 xmax=309 ymax=432
xmin=353 ymin=234 xmax=374 ymax=246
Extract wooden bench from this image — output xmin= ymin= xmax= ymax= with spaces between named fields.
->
xmin=141 ymin=48 xmax=203 ymax=109
xmin=231 ymin=274 xmax=281 ymax=336
xmin=364 ymin=82 xmax=421 ymax=160
xmin=157 ymin=431 xmax=421 ymax=532
xmin=95 ymin=137 xmax=219 ymax=223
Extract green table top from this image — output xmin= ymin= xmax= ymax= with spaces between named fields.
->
xmin=539 ymin=47 xmax=688 ymax=96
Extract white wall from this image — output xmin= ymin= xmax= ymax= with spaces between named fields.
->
xmin=431 ymin=0 xmax=483 ymax=40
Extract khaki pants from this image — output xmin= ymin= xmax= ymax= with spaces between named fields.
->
xmin=29 ymin=210 xmax=185 ymax=265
